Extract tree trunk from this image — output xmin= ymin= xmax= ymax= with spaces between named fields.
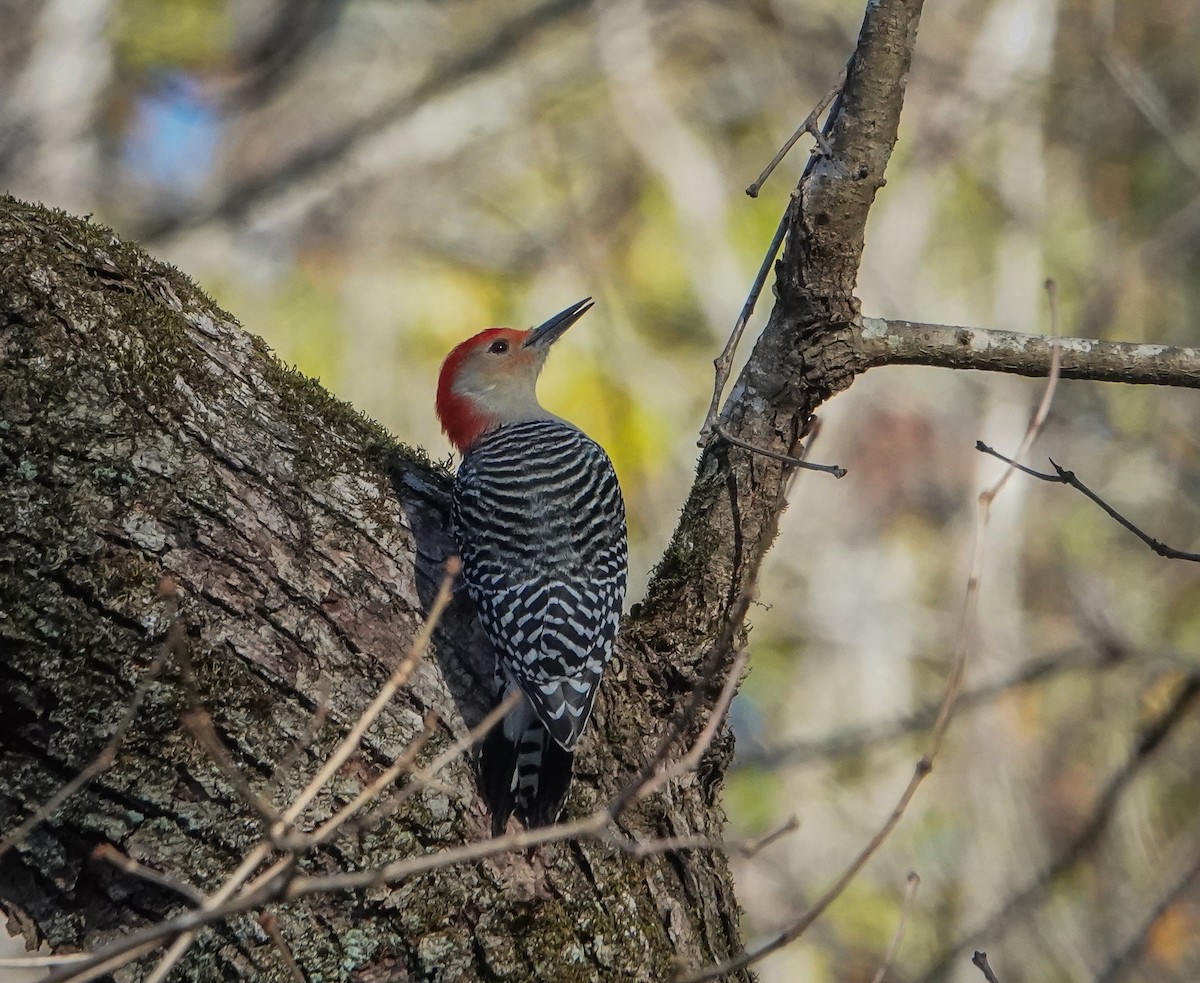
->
xmin=1 ymin=1 xmax=940 ymax=977
xmin=0 ymin=195 xmax=744 ymax=981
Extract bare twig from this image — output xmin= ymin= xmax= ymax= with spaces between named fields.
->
xmin=92 ymin=843 xmax=205 ymax=905
xmin=698 ymin=208 xmax=789 ymax=444
xmin=1095 ymin=847 xmax=1200 ymax=983
xmin=601 ymin=814 xmax=798 ymax=860
xmin=42 ymin=941 xmax=168 ymax=983
xmin=737 ymin=815 xmax=800 ymax=858
xmin=33 ymin=474 xmax=778 ymax=983
xmin=265 ymin=675 xmax=331 ymax=797
xmin=38 ymin=633 xmax=764 ymax=983
xmin=258 ymin=912 xmax=305 ymax=983
xmin=183 ymin=708 xmax=283 ymax=828
xmin=286 ymin=652 xmax=753 ymax=897
xmin=295 ymin=712 xmax=438 ymax=848
xmin=137 ymin=561 xmax=461 ymax=983
xmin=869 ymin=872 xmax=920 ymax=983
xmin=0 ymin=954 xmax=89 ymax=968
xmin=1099 ymin=42 xmax=1200 ymax=189
xmin=46 ymin=664 xmax=781 ymax=970
xmin=679 ymin=282 xmax=1066 ymax=983
xmin=283 ymin=558 xmax=459 ymax=823
xmin=610 ymin=465 xmax=795 ymax=817
xmin=0 ymin=585 xmax=182 ymax=861
xmin=746 ymin=66 xmax=847 ymax=197
xmin=135 ymin=847 xmax=277 ymax=983
xmin=333 ymin=692 xmax=520 ymax=841
xmin=975 ymin=444 xmax=1200 ymax=562
xmin=972 ymin=951 xmax=1002 ymax=983
xmin=978 ymin=278 xmax=1061 ymax=506
xmin=746 ymin=642 xmax=1120 ymax=768
xmin=636 ymin=648 xmax=750 ymax=802
xmin=677 ymin=747 xmax=935 ymax=981
xmin=917 ymin=671 xmax=1200 ymax=982
xmin=715 ymin=424 xmax=846 ymax=478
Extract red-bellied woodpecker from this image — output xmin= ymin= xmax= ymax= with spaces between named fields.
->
xmin=436 ymin=298 xmax=627 ymax=833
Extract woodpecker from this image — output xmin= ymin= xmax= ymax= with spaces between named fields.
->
xmin=436 ymin=298 xmax=627 ymax=833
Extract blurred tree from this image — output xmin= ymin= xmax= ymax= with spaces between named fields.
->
xmin=3 ymin=0 xmax=1200 ymax=981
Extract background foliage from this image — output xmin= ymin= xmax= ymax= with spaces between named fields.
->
xmin=4 ymin=0 xmax=1200 ymax=979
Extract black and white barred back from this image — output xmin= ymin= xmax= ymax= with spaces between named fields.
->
xmin=453 ymin=419 xmax=627 ymax=832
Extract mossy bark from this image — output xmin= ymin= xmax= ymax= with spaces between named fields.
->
xmin=641 ymin=0 xmax=924 ymax=647
xmin=0 ymin=195 xmax=745 ymax=982
xmin=0 ymin=2 xmax=927 ymax=976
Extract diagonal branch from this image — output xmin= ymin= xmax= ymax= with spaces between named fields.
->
xmin=976 ymin=443 xmax=1200 ymax=562
xmin=917 ymin=670 xmax=1200 ymax=982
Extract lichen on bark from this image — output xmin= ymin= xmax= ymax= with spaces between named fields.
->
xmin=0 ymin=195 xmax=748 ymax=981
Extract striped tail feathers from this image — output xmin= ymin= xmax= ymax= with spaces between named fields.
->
xmin=478 ymin=685 xmax=578 ymax=835
xmin=479 ymin=723 xmax=521 ymax=836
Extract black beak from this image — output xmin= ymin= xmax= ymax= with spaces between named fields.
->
xmin=522 ymin=298 xmax=594 ymax=350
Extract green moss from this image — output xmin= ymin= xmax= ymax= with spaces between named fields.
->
xmin=637 ymin=460 xmax=726 ymax=633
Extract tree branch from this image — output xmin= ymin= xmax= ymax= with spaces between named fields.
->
xmin=976 ymin=443 xmax=1200 ymax=561
xmin=917 ymin=671 xmax=1200 ymax=982
xmin=858 ymin=317 xmax=1200 ymax=388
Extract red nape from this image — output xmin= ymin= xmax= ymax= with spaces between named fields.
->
xmin=436 ymin=328 xmax=526 ymax=452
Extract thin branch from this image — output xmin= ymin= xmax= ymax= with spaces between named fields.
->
xmin=37 ymin=626 xmax=759 ymax=983
xmin=292 ymin=712 xmax=438 ymax=848
xmin=744 ymin=643 xmax=1119 ymax=768
xmin=601 ymin=814 xmax=798 ymax=860
xmin=330 ymin=692 xmax=520 ymax=842
xmin=917 ymin=671 xmax=1200 ymax=982
xmin=0 ymin=584 xmax=181 ymax=861
xmin=869 ymin=872 xmax=920 ymax=983
xmin=43 ymin=673 xmax=782 ymax=973
xmin=636 ymin=648 xmax=750 ymax=801
xmin=282 ymin=558 xmax=459 ymax=824
xmin=857 ymin=316 xmax=1200 ymax=389
xmin=980 ymin=278 xmax=1060 ymax=503
xmin=715 ymin=423 xmax=846 ymax=478
xmin=136 ymin=846 xmax=278 ymax=983
xmin=264 ymin=675 xmax=331 ymax=798
xmin=1095 ymin=847 xmax=1200 ymax=983
xmin=42 ymin=941 xmax=167 ymax=983
xmin=976 ymin=443 xmax=1200 ymax=562
xmin=183 ymin=708 xmax=283 ymax=828
xmin=746 ymin=66 xmax=847 ymax=197
xmin=0 ymin=954 xmax=89 ymax=968
xmin=137 ymin=562 xmax=460 ymax=983
xmin=972 ymin=951 xmax=1002 ymax=983
xmin=698 ymin=207 xmax=789 ymax=444
xmin=258 ymin=912 xmax=305 ymax=983
xmin=610 ymin=460 xmax=794 ymax=817
xmin=736 ymin=815 xmax=800 ymax=858
xmin=680 ymin=278 xmax=1065 ymax=983
xmin=42 ymin=885 xmax=283 ymax=983
xmin=92 ymin=843 xmax=205 ymax=905
xmin=1099 ymin=41 xmax=1200 ymax=189
xmin=286 ymin=656 xmax=750 ymax=898
xmin=33 ymin=417 xmax=783 ymax=982
xmin=42 ymin=566 xmax=510 ymax=983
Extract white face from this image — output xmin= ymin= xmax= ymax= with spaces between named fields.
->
xmin=453 ymin=333 xmax=551 ymax=422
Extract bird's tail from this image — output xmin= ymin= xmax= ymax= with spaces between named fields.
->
xmin=478 ymin=696 xmax=574 ymax=836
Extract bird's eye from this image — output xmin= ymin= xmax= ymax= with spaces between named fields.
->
xmin=487 ymin=339 xmax=510 ymax=355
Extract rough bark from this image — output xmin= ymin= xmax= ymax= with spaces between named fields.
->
xmin=640 ymin=0 xmax=925 ymax=649
xmin=0 ymin=195 xmax=743 ymax=981
xmin=0 ymin=1 xmax=933 ymax=978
